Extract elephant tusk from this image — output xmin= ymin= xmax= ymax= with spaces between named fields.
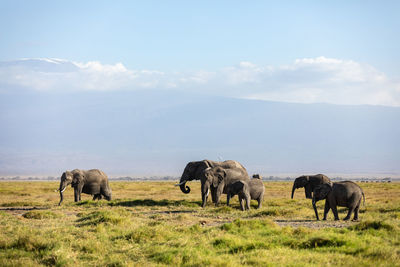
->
xmin=60 ymin=187 xmax=67 ymax=193
xmin=174 ymin=181 xmax=186 ymax=186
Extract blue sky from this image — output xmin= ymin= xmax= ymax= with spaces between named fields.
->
xmin=1 ymin=1 xmax=399 ymax=74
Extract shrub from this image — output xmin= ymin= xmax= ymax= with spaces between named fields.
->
xmin=350 ymin=220 xmax=395 ymax=231
xmin=23 ymin=210 xmax=61 ymax=219
xmin=77 ymin=210 xmax=129 ymax=226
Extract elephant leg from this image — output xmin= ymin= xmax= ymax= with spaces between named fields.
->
xmin=93 ymin=194 xmax=102 ymax=201
xmin=74 ymin=187 xmax=79 ymax=202
xmin=323 ymin=200 xmax=330 ymax=220
xmin=74 ymin=185 xmax=83 ymax=202
xmin=210 ymin=186 xmax=216 ymax=203
xmin=257 ymin=195 xmax=264 ymax=209
xmin=226 ymin=193 xmax=231 ymax=206
xmin=312 ymin=201 xmax=319 ymax=221
xmin=353 ymin=205 xmax=360 ymax=221
xmin=215 ymin=185 xmax=224 ymax=207
xmin=343 ymin=206 xmax=355 ymax=221
xmin=331 ymin=204 xmax=339 ymax=220
xmin=245 ymin=196 xmax=250 ymax=210
xmin=201 ymin=184 xmax=208 ymax=208
xmin=238 ymin=196 xmax=245 ymax=211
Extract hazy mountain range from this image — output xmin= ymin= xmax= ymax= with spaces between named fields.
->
xmin=1 ymin=88 xmax=399 ymax=177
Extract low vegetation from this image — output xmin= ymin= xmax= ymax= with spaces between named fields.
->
xmin=0 ymin=181 xmax=399 ymax=266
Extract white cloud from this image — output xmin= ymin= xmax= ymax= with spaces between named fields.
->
xmin=0 ymin=57 xmax=399 ymax=106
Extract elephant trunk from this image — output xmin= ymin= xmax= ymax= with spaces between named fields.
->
xmin=179 ymin=180 xmax=191 ymax=194
xmin=291 ymin=184 xmax=296 ymax=199
xmin=58 ymin=181 xmax=66 ymax=206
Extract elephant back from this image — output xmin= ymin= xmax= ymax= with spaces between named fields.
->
xmin=249 ymin=178 xmax=265 ymax=199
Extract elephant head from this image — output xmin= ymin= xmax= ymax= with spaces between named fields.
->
xmin=58 ymin=171 xmax=74 ymax=205
xmin=176 ymin=160 xmax=212 ymax=194
xmin=291 ymin=175 xmax=311 ymax=199
xmin=204 ymin=167 xmax=226 ymax=187
xmin=312 ymin=183 xmax=332 ymax=205
xmin=204 ymin=167 xmax=226 ymax=204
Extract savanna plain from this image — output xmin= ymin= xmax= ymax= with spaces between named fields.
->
xmin=0 ymin=181 xmax=399 ymax=266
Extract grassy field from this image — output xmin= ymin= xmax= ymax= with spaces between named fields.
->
xmin=0 ymin=181 xmax=399 ymax=266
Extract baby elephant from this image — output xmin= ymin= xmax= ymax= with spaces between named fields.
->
xmin=313 ymin=181 xmax=365 ymax=221
xmin=227 ymin=176 xmax=265 ymax=210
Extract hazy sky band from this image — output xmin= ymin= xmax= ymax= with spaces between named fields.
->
xmin=1 ymin=57 xmax=399 ymax=106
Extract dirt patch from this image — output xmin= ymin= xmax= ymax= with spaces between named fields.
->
xmin=274 ymin=219 xmax=357 ymax=228
xmin=1 ymin=206 xmax=49 ymax=217
xmin=2 ymin=207 xmax=358 ymax=229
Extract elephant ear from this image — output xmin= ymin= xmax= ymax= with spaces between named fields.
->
xmin=316 ymin=184 xmax=332 ymax=199
xmin=203 ymin=160 xmax=212 ymax=168
xmin=72 ymin=171 xmax=84 ymax=185
xmin=304 ymin=183 xmax=313 ymax=199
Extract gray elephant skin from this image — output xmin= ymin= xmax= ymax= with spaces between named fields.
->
xmin=176 ymin=160 xmax=249 ymax=207
xmin=226 ymin=176 xmax=265 ymax=210
xmin=58 ymin=169 xmax=112 ymax=205
xmin=291 ymin=174 xmax=331 ymax=220
xmin=312 ymin=181 xmax=365 ymax=221
xmin=203 ymin=166 xmax=250 ymax=209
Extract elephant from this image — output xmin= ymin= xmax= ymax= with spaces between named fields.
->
xmin=175 ymin=160 xmax=249 ymax=207
xmin=226 ymin=181 xmax=251 ymax=210
xmin=58 ymin=169 xmax=112 ymax=205
xmin=291 ymin=174 xmax=331 ymax=220
xmin=226 ymin=176 xmax=265 ymax=210
xmin=252 ymin=174 xmax=262 ymax=179
xmin=312 ymin=181 xmax=365 ymax=221
xmin=203 ymin=166 xmax=250 ymax=209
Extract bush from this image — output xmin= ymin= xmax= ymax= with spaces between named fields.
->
xmin=77 ymin=210 xmax=129 ymax=226
xmin=350 ymin=220 xmax=395 ymax=231
xmin=23 ymin=210 xmax=61 ymax=219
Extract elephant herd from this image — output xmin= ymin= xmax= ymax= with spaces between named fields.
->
xmin=57 ymin=159 xmax=365 ymax=221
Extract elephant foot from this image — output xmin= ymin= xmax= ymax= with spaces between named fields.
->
xmin=322 ymin=218 xmax=327 ymax=221
xmin=334 ymin=218 xmax=339 ymax=221
xmin=352 ymin=218 xmax=359 ymax=222
xmin=343 ymin=217 xmax=350 ymax=221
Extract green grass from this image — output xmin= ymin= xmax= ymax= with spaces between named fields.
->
xmin=0 ymin=181 xmax=399 ymax=266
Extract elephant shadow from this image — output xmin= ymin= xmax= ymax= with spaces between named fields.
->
xmin=109 ymin=198 xmax=201 ymax=208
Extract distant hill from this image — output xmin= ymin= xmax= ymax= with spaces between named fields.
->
xmin=0 ymin=89 xmax=399 ymax=176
